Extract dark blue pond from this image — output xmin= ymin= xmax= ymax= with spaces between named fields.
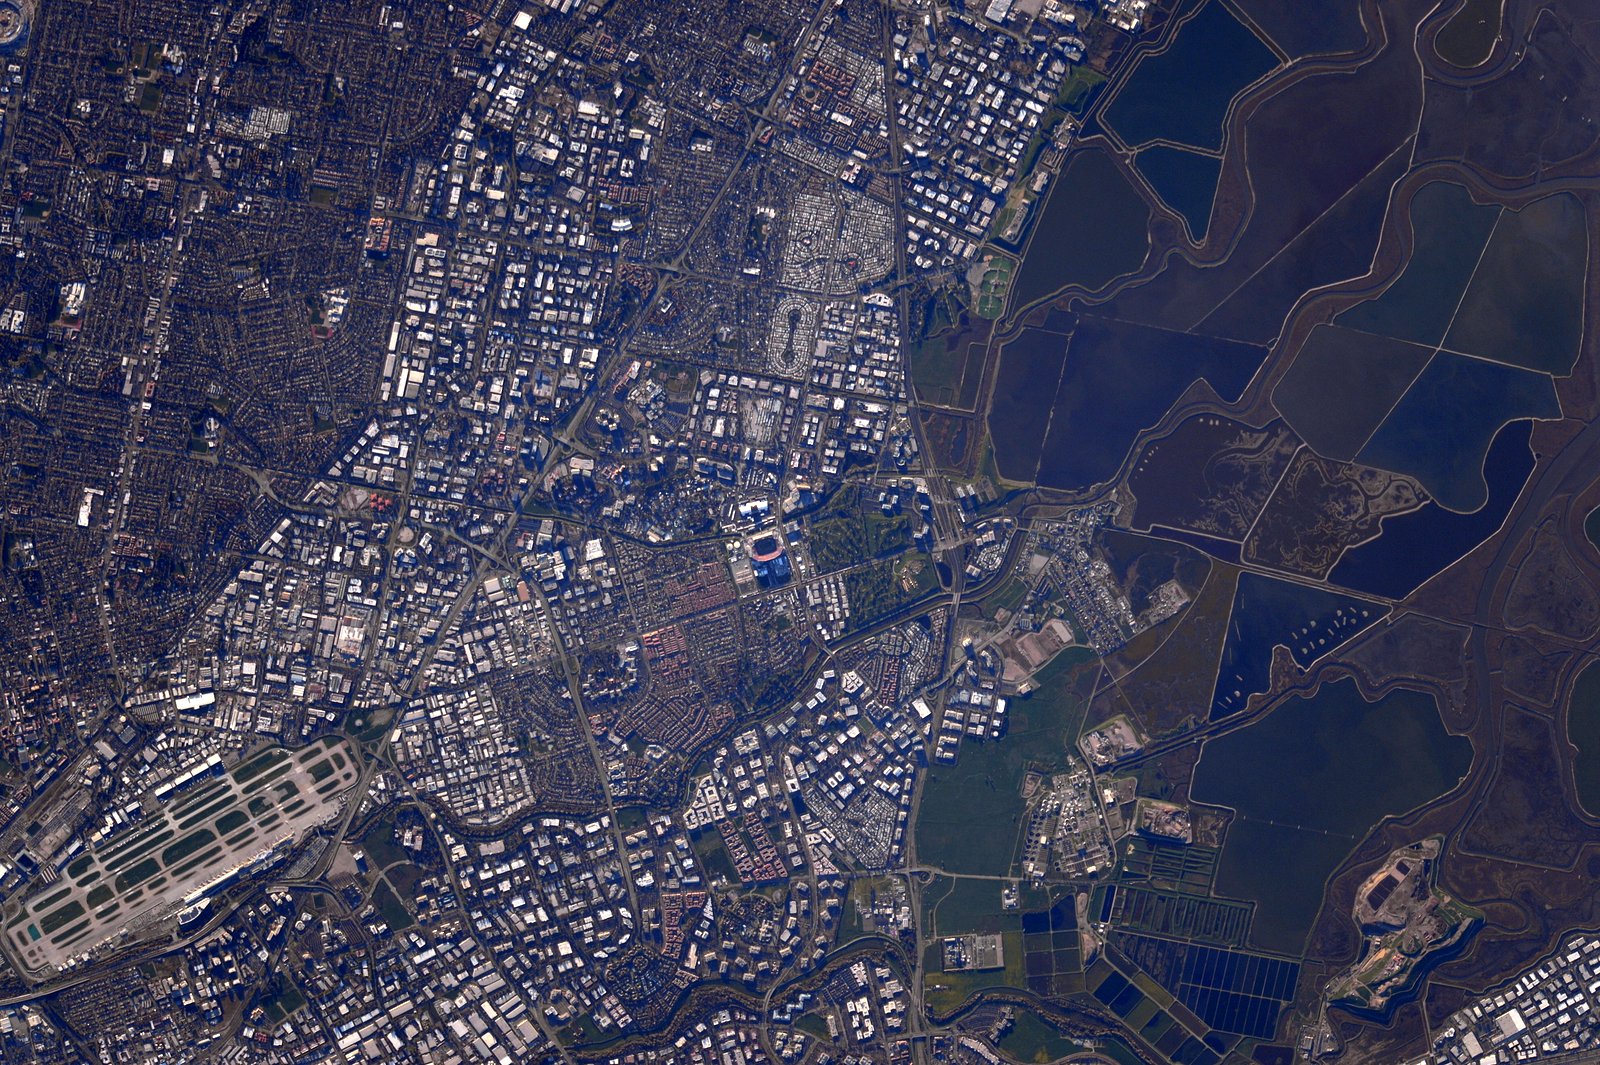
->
xmin=1135 ymin=146 xmax=1221 ymax=241
xmin=1331 ymin=420 xmax=1535 ymax=599
xmin=1012 ymin=148 xmax=1151 ymax=309
xmin=1335 ymin=181 xmax=1500 ymax=347
xmin=1037 ymin=316 xmax=1266 ymax=491
xmin=1357 ymin=352 xmax=1557 ymax=512
xmin=1103 ymin=0 xmax=1278 ymax=152
xmin=1230 ymin=0 xmax=1365 ymax=60
xmin=1209 ymin=573 xmax=1384 ymax=720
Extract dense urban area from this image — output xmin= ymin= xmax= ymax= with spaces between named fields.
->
xmin=0 ymin=0 xmax=1599 ymax=1063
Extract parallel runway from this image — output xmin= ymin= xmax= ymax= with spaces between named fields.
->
xmin=3 ymin=737 xmax=358 ymax=976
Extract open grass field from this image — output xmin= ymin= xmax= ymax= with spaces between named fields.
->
xmin=915 ymin=648 xmax=1097 ymax=875
xmin=1096 ymin=560 xmax=1237 ymax=737
xmin=999 ymin=1008 xmax=1080 ymax=1063
xmin=927 ymin=875 xmax=1050 ymax=937
xmin=262 ymin=981 xmax=306 ymax=1023
xmin=843 ymin=557 xmax=927 ymax=633
xmin=910 ymin=333 xmax=988 ymax=412
xmin=922 ymin=929 xmax=1029 ymax=1014
xmin=973 ymin=254 xmax=1017 ymax=320
xmin=370 ymin=877 xmax=415 ymax=932
xmin=808 ymin=490 xmax=913 ymax=572
xmin=1054 ymin=64 xmax=1105 ymax=115
xmin=357 ymin=814 xmax=414 ymax=872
